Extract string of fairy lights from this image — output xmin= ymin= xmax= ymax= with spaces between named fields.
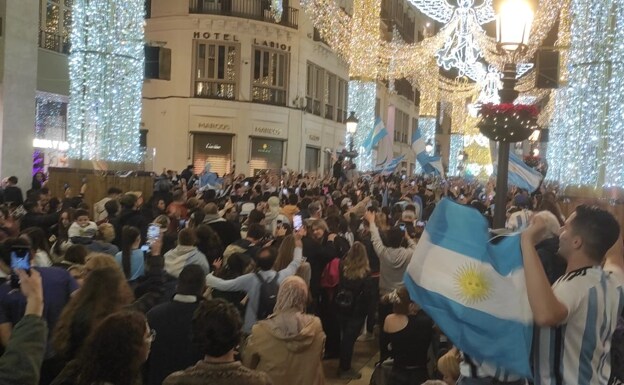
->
xmin=300 ymin=0 xmax=624 ymax=188
xmin=67 ymin=0 xmax=145 ymax=164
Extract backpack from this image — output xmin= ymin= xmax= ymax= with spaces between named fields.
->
xmin=256 ymin=272 xmax=279 ymax=320
xmin=320 ymin=258 xmax=340 ymax=289
xmin=333 ymin=264 xmax=370 ymax=315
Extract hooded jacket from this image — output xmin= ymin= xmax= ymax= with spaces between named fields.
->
xmin=265 ymin=196 xmax=281 ymax=232
xmin=243 ymin=311 xmax=325 ymax=385
xmin=164 ymin=245 xmax=210 ymax=278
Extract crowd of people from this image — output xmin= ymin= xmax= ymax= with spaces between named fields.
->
xmin=0 ymin=163 xmax=620 ymax=385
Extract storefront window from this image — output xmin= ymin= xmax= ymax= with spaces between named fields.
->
xmin=193 ymin=133 xmax=233 ymax=176
xmin=249 ymin=138 xmax=284 ymax=175
xmin=305 ymin=146 xmax=320 ymax=174
xmin=34 ymin=92 xmax=69 ymax=173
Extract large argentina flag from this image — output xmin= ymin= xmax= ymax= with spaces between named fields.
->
xmin=404 ymin=198 xmax=533 ymax=378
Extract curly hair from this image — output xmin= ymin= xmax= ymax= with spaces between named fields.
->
xmin=342 ymin=241 xmax=370 ymax=280
xmin=193 ymin=299 xmax=242 ymax=357
xmin=53 ymin=268 xmax=134 ymax=359
xmin=74 ymin=311 xmax=147 ymax=385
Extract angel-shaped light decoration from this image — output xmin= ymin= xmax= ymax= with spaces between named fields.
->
xmin=407 ymin=0 xmax=495 ymax=78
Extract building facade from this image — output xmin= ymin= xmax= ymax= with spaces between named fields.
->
xmin=142 ymin=0 xmax=351 ymax=177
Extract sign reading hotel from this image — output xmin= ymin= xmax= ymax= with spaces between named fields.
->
xmin=193 ymin=32 xmax=239 ymax=42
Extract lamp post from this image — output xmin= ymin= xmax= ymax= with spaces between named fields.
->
xmin=345 ymin=111 xmax=359 ymax=160
xmin=491 ymin=0 xmax=533 ymax=228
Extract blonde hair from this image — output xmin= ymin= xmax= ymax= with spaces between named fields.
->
xmin=85 ymin=253 xmax=122 ymax=274
xmin=437 ymin=349 xmax=460 ymax=383
xmin=153 ymin=215 xmax=171 ymax=229
xmin=273 ymin=235 xmax=295 ymax=271
xmin=343 ymin=242 xmax=370 ymax=280
xmin=274 ymin=276 xmax=308 ymax=313
xmin=97 ymin=223 xmax=115 ymax=243
xmin=310 ymin=218 xmax=328 ymax=233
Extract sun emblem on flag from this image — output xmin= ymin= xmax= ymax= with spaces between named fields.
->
xmin=454 ymin=263 xmax=492 ymax=304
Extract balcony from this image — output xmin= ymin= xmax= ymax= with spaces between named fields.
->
xmin=380 ymin=0 xmax=415 ymax=43
xmin=189 ymin=0 xmax=298 ymax=29
xmin=194 ymin=80 xmax=237 ymax=100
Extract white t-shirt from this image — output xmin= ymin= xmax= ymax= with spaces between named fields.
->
xmin=534 ymin=266 xmax=624 ymax=385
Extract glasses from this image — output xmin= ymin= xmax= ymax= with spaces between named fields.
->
xmin=146 ymin=329 xmax=156 ymax=344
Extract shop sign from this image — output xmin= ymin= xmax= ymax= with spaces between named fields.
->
xmin=205 ymin=142 xmax=222 ymax=150
xmin=190 ymin=116 xmax=233 ymax=132
xmin=253 ymin=126 xmax=283 ymax=137
xmin=33 ymin=139 xmax=69 ymax=151
xmin=308 ymin=134 xmax=320 ymax=142
xmin=253 ymin=39 xmax=292 ymax=52
xmin=193 ymin=32 xmax=239 ymax=42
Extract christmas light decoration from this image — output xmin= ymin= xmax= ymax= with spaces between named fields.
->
xmin=449 ymin=134 xmax=464 ymax=176
xmin=67 ymin=0 xmax=145 ymax=163
xmin=348 ymin=80 xmax=376 ymax=171
xmin=546 ymin=0 xmax=624 ymax=187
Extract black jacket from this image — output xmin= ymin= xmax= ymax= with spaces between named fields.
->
xmin=112 ymin=208 xmax=149 ymax=247
xmin=20 ymin=211 xmax=60 ymax=233
xmin=145 ymin=298 xmax=203 ymax=385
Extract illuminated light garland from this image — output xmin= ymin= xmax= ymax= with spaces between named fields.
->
xmin=67 ymin=0 xmax=144 ymax=163
xmin=349 ymin=0 xmax=381 ymax=79
xmin=348 ymin=80 xmax=377 ymax=171
xmin=449 ymin=134 xmax=464 ymax=176
xmin=546 ymin=0 xmax=624 ymax=187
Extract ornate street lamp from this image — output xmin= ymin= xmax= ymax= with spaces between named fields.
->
xmin=485 ymin=0 xmax=534 ymax=228
xmin=345 ymin=111 xmax=359 ymax=160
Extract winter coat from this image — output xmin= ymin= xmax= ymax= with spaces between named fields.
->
xmin=164 ymin=245 xmax=210 ymax=278
xmin=243 ymin=311 xmax=325 ymax=385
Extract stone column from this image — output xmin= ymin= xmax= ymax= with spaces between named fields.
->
xmin=0 ymin=0 xmax=39 ymax=190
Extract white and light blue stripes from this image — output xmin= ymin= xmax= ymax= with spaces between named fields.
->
xmin=404 ymin=198 xmax=533 ymax=378
xmin=412 ymin=126 xmax=444 ymax=176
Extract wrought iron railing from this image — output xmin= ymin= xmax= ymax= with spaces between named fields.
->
xmin=189 ymin=0 xmax=298 ymax=29
xmin=194 ymin=80 xmax=237 ymax=100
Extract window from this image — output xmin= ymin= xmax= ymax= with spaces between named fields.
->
xmin=253 ymin=47 xmax=289 ymax=106
xmin=193 ymin=41 xmax=238 ymax=100
xmin=325 ymin=73 xmax=336 ymax=120
xmin=394 ymin=109 xmax=409 ymax=144
xmin=412 ymin=117 xmax=418 ymax=143
xmin=337 ymin=78 xmax=348 ymax=123
xmin=306 ymin=62 xmax=323 ymax=116
xmin=40 ymin=0 xmax=72 ymax=53
xmin=307 ymin=63 xmax=348 ymax=122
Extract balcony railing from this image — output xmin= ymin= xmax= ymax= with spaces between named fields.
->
xmin=39 ymin=30 xmax=70 ymax=54
xmin=194 ymin=80 xmax=237 ymax=100
xmin=189 ymin=0 xmax=298 ymax=29
xmin=252 ymin=86 xmax=287 ymax=106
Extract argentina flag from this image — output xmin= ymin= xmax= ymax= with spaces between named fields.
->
xmin=374 ymin=155 xmax=405 ymax=176
xmin=508 ymin=152 xmax=543 ymax=193
xmin=404 ymin=198 xmax=533 ymax=378
xmin=364 ymin=117 xmax=388 ymax=150
xmin=412 ymin=127 xmax=445 ymax=176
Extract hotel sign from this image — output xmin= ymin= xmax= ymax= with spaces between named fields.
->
xmin=193 ymin=32 xmax=239 ymax=42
